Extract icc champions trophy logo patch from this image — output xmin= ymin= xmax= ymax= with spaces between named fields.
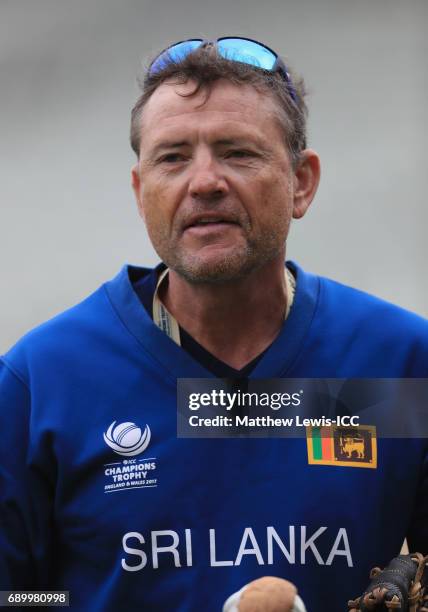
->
xmin=102 ymin=420 xmax=158 ymax=493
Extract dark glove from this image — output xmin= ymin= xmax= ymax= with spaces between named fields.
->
xmin=348 ymin=553 xmax=428 ymax=611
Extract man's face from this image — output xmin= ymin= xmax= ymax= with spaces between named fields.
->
xmin=132 ymin=78 xmax=313 ymax=283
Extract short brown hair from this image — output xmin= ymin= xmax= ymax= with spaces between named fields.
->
xmin=130 ymin=44 xmax=308 ymax=167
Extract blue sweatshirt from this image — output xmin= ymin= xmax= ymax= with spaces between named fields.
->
xmin=1 ymin=262 xmax=428 ymax=611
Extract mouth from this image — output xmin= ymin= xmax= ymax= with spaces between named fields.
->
xmin=183 ymin=216 xmax=240 ymax=233
xmin=183 ymin=219 xmax=240 ymax=238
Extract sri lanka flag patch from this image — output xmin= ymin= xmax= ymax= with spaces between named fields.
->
xmin=307 ymin=425 xmax=377 ymax=469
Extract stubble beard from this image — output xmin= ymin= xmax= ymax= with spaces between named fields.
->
xmin=149 ymin=225 xmax=288 ymax=285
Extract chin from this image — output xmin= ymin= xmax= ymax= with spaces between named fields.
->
xmin=168 ymin=250 xmax=265 ymax=285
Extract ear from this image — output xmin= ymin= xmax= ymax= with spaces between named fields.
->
xmin=131 ymin=163 xmax=145 ymax=221
xmin=292 ymin=149 xmax=321 ymax=219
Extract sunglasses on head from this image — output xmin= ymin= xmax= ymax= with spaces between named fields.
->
xmin=148 ymin=36 xmax=297 ymax=102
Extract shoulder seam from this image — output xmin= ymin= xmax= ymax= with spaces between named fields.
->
xmin=0 ymin=356 xmax=30 ymax=390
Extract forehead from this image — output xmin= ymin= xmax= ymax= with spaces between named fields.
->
xmin=139 ymin=79 xmax=283 ymax=146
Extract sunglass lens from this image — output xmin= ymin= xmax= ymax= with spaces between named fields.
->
xmin=150 ymin=40 xmax=202 ymax=74
xmin=217 ymin=38 xmax=276 ymax=70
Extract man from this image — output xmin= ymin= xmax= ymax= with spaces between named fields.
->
xmin=1 ymin=38 xmax=427 ymax=612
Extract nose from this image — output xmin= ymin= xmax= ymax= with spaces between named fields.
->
xmin=188 ymin=151 xmax=229 ymax=201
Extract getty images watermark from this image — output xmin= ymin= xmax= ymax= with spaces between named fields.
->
xmin=187 ymin=388 xmax=358 ymax=429
xmin=176 ymin=378 xmax=428 ymax=439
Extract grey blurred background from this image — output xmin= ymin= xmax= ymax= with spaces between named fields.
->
xmin=1 ymin=0 xmax=427 ymax=352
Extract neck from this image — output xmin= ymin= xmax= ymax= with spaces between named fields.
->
xmin=161 ymin=255 xmax=289 ymax=370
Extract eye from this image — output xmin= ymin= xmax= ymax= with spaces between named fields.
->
xmin=225 ymin=150 xmax=254 ymax=159
xmin=158 ymin=153 xmax=186 ymax=163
